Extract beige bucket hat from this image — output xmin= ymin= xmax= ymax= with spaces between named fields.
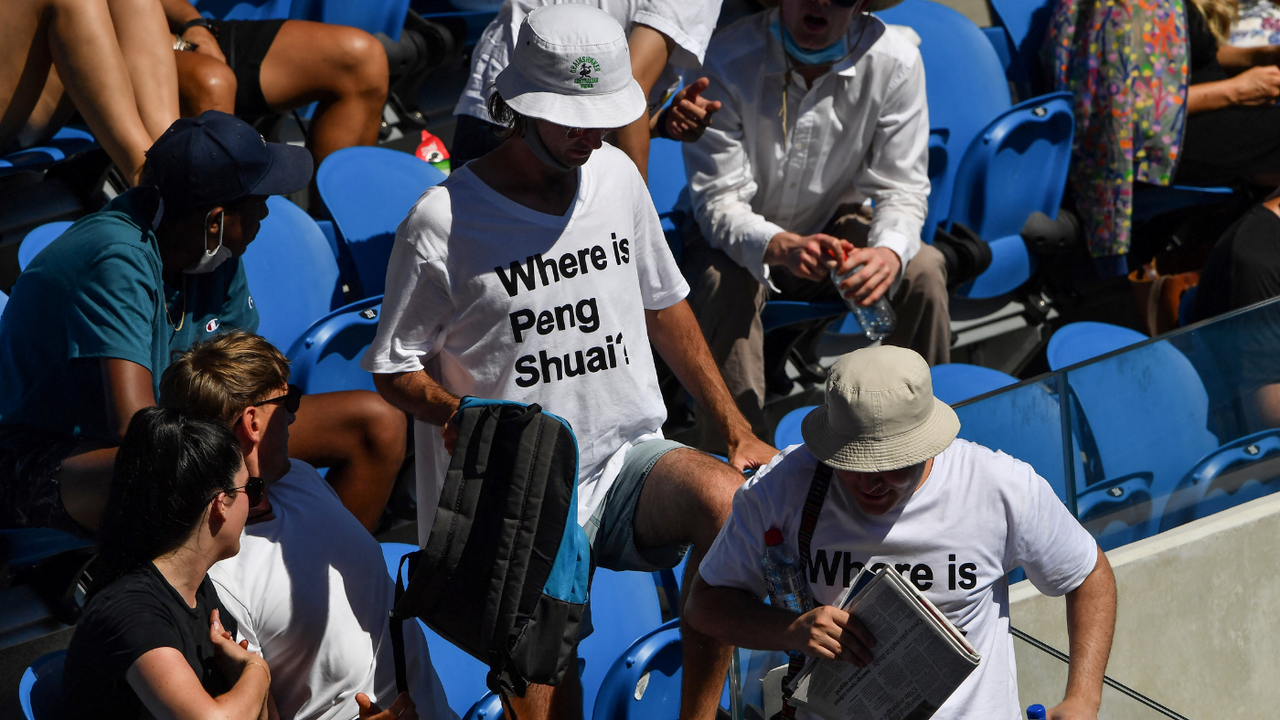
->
xmin=801 ymin=346 xmax=960 ymax=472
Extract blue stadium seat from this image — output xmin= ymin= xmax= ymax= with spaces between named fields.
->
xmin=1 ymin=127 xmax=97 ymax=178
xmin=773 ymin=405 xmax=817 ymax=449
xmin=930 ymin=363 xmax=1018 ymax=405
xmin=381 ymin=542 xmax=494 ymax=718
xmin=648 ymin=137 xmax=685 ymax=221
xmin=316 ymin=146 xmax=447 ymax=297
xmin=17 ymin=222 xmax=72 ymax=271
xmin=19 ymin=650 xmax=67 ymax=720
xmin=287 ymin=295 xmax=382 ymax=395
xmin=879 ymin=1 xmax=1074 ymax=299
xmin=579 ymin=569 xmax=664 ymax=713
xmin=592 ymin=619 xmax=683 ymax=720
xmin=0 ymin=289 xmax=7 ymax=321
xmin=878 ymin=0 xmax=1011 ymax=244
xmin=240 ymin=196 xmax=343 ymax=352
xmin=760 ymin=301 xmax=851 ymax=334
xmin=191 ymin=0 xmax=294 ymax=21
xmin=1046 ymin=321 xmax=1147 ymax=371
xmin=2 ymin=529 xmax=94 ymax=571
xmin=464 ymin=693 xmax=504 ymax=719
xmin=985 ymin=0 xmax=1054 ymax=94
xmin=1159 ymin=428 xmax=1280 ymax=533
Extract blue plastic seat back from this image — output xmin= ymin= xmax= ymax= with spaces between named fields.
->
xmin=1063 ymin=333 xmax=1220 ymax=546
xmin=986 ymin=0 xmax=1056 ymax=93
xmin=930 ymin=363 xmax=1018 ymax=405
xmin=240 ymin=196 xmax=343 ymax=352
xmin=17 ymin=222 xmax=72 ymax=272
xmin=294 ymin=0 xmax=412 ymax=39
xmin=1132 ymin=183 xmax=1239 ymax=223
xmin=592 ymin=619 xmax=684 ymax=720
xmin=1046 ymin=321 xmax=1147 ymax=371
xmin=877 ymin=0 xmax=1012 ymax=241
xmin=381 ymin=542 xmax=494 ymax=717
xmin=946 ymin=93 xmax=1074 ymax=298
xmin=20 ymin=650 xmax=68 ymax=720
xmin=463 ymin=693 xmax=504 ymax=719
xmin=760 ymin=301 xmax=849 ymax=334
xmin=774 ymin=405 xmax=817 ymax=449
xmin=316 ymin=147 xmax=447 ymax=298
xmin=2 ymin=528 xmax=95 ymax=571
xmin=192 ymin=0 xmax=294 ymax=21
xmin=579 ymin=569 xmax=664 ymax=713
xmin=649 ymin=138 xmax=686 ymax=219
xmin=286 ymin=295 xmax=382 ymax=395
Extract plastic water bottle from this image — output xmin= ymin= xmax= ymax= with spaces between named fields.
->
xmin=831 ymin=263 xmax=896 ymax=341
xmin=762 ymin=528 xmax=814 ymax=616
xmin=1025 ymin=704 xmax=1047 ymax=720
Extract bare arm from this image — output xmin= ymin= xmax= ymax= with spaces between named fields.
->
xmin=1217 ymin=44 xmax=1280 ymax=70
xmin=616 ymin=23 xmax=675 ymax=180
xmin=644 ymin=301 xmax=776 ymax=469
xmin=127 ymin=647 xmax=270 ymax=720
xmin=1188 ymin=66 xmax=1280 ymax=113
xmin=158 ymin=0 xmax=224 ymax=61
xmin=1048 ymin=546 xmax=1117 ymax=720
xmin=372 ymin=369 xmax=461 ymax=452
xmin=101 ymin=357 xmax=155 ymax=442
xmin=685 ymin=573 xmax=874 ymax=665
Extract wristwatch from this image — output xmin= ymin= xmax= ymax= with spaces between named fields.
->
xmin=181 ymin=18 xmax=219 ymax=38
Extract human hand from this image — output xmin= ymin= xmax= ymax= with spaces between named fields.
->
xmin=1046 ymin=697 xmax=1098 ymax=720
xmin=765 ymin=232 xmax=846 ymax=282
xmin=832 ymin=247 xmax=902 ymax=305
xmin=185 ymin=26 xmax=226 ymax=63
xmin=726 ymin=434 xmax=778 ymax=472
xmin=441 ymin=398 xmax=462 ymax=455
xmin=665 ymin=77 xmax=723 ymax=142
xmin=787 ymin=606 xmax=876 ymax=666
xmin=1230 ymin=65 xmax=1280 ymax=106
xmin=357 ymin=691 xmax=418 ymax=720
xmin=209 ymin=609 xmax=268 ymax=684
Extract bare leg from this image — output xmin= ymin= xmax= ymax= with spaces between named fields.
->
xmin=0 ymin=0 xmax=153 ymax=181
xmin=256 ymin=21 xmax=388 ymax=168
xmin=288 ymin=391 xmax=406 ymax=531
xmin=106 ymin=0 xmax=179 ymax=139
xmin=501 ymin=656 xmax=583 ymax=720
xmin=175 ymin=50 xmax=237 ymax=116
xmin=632 ymin=448 xmax=742 ymax=720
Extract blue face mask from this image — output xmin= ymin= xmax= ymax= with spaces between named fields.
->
xmin=771 ymin=18 xmax=850 ymax=66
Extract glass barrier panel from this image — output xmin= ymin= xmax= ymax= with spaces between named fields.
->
xmin=1063 ymin=297 xmax=1280 ymax=549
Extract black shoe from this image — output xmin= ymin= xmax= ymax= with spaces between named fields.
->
xmin=933 ymin=222 xmax=992 ymax=291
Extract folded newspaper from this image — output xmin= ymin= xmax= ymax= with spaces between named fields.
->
xmin=786 ymin=566 xmax=980 ymax=720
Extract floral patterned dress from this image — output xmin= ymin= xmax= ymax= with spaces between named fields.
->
xmin=1043 ymin=0 xmax=1190 ymax=259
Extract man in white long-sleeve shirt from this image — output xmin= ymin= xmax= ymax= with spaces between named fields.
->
xmin=683 ymin=0 xmax=949 ymax=449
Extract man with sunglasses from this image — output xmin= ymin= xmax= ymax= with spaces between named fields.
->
xmin=681 ymin=0 xmax=951 ymax=452
xmin=0 ymin=111 xmax=406 ymax=539
xmin=364 ymin=6 xmax=776 ymax=719
xmin=160 ymin=331 xmax=456 ymax=720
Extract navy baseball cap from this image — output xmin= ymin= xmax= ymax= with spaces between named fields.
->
xmin=145 ymin=111 xmax=313 ymax=210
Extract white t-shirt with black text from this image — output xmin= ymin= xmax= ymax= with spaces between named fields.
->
xmin=361 ymin=143 xmax=688 ymax=538
xmin=208 ymin=461 xmax=457 ymax=720
xmin=698 ymin=440 xmax=1100 ymax=720
xmin=454 ymin=0 xmax=723 ymax=121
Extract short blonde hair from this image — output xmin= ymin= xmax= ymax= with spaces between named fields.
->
xmin=159 ymin=331 xmax=291 ymax=426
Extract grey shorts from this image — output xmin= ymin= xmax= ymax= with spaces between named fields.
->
xmin=579 ymin=438 xmax=691 ymax=641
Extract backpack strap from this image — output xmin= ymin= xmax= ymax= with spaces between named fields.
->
xmin=775 ymin=461 xmax=833 ymax=720
xmin=390 ymin=553 xmax=411 ymax=695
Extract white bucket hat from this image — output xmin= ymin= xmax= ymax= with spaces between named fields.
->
xmin=801 ymin=346 xmax=960 ymax=473
xmin=494 ymin=4 xmax=647 ymax=129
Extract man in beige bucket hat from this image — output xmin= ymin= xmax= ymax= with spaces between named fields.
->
xmin=687 ymin=346 xmax=1117 ymax=720
xmin=364 ymin=5 xmax=777 ymax=719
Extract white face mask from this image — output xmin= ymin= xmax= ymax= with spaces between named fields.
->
xmin=184 ymin=208 xmax=232 ymax=275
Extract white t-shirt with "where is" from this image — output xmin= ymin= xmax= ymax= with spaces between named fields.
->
xmin=698 ymin=440 xmax=1100 ymax=720
xmin=362 ymin=143 xmax=688 ymax=537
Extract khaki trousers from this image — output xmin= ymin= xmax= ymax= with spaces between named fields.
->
xmin=683 ymin=208 xmax=951 ymax=452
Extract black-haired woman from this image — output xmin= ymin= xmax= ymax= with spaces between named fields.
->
xmin=64 ymin=406 xmax=272 ymax=719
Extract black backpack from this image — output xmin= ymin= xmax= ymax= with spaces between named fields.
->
xmin=390 ymin=397 xmax=591 ymax=704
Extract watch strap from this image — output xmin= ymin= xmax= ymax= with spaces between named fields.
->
xmin=181 ymin=18 xmax=218 ymax=37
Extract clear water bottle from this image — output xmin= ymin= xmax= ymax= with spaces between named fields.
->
xmin=1025 ymin=704 xmax=1047 ymax=720
xmin=762 ymin=527 xmax=814 ymax=616
xmin=831 ymin=262 xmax=896 ymax=341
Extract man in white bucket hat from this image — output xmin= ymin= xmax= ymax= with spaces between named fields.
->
xmin=364 ymin=5 xmax=777 ymax=719
xmin=687 ymin=346 xmax=1117 ymax=720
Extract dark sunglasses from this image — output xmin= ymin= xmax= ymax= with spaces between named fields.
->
xmin=254 ymin=384 xmax=302 ymax=414
xmin=831 ymin=0 xmax=867 ymax=8
xmin=210 ymin=475 xmax=265 ymax=508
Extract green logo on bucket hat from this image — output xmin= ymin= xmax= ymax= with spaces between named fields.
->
xmin=570 ymin=56 xmax=602 ymax=89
